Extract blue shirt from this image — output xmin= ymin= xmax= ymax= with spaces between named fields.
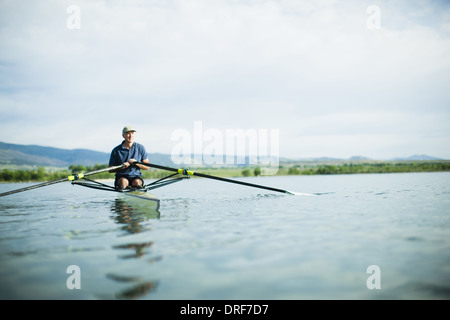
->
xmin=109 ymin=142 xmax=148 ymax=177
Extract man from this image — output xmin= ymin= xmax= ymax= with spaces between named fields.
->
xmin=109 ymin=126 xmax=150 ymax=190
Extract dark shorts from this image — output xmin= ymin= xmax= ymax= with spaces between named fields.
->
xmin=115 ymin=176 xmax=144 ymax=188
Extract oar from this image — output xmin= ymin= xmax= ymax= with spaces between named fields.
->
xmin=136 ymin=162 xmax=301 ymax=195
xmin=0 ymin=164 xmax=125 ymax=197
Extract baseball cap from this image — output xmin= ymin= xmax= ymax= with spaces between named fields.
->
xmin=122 ymin=126 xmax=136 ymax=134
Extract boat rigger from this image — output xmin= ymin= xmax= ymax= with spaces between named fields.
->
xmin=0 ymin=162 xmax=306 ymax=201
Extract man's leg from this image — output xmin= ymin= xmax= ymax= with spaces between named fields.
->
xmin=131 ymin=177 xmax=144 ymax=188
xmin=116 ymin=177 xmax=130 ymax=190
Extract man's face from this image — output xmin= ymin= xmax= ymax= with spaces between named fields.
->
xmin=123 ymin=131 xmax=135 ymax=143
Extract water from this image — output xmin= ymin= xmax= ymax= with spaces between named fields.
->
xmin=0 ymin=172 xmax=449 ymax=300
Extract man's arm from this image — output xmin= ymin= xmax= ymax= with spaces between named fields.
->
xmin=109 ymin=160 xmax=133 ymax=172
xmin=109 ymin=165 xmax=125 ymax=173
xmin=108 ymin=148 xmax=128 ymax=173
xmin=129 ymin=158 xmax=150 ymax=171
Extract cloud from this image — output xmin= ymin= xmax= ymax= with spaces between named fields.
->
xmin=0 ymin=0 xmax=449 ymax=158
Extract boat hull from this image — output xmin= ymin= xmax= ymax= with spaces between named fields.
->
xmin=122 ymin=190 xmax=161 ymax=212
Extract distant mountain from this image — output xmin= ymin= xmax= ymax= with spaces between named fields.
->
xmin=280 ymin=156 xmax=369 ymax=163
xmin=0 ymin=141 xmax=110 ymax=167
xmin=281 ymin=154 xmax=445 ymax=163
xmin=348 ymin=155 xmax=372 ymax=161
xmin=390 ymin=154 xmax=443 ymax=161
xmin=0 ymin=141 xmax=445 ymax=168
xmin=0 ymin=141 xmax=175 ymax=168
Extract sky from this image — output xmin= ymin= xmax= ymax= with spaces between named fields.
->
xmin=0 ymin=0 xmax=449 ymax=161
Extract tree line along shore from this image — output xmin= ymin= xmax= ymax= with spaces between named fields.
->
xmin=1 ymin=161 xmax=450 ymax=183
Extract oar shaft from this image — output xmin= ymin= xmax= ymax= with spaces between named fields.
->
xmin=192 ymin=171 xmax=290 ymax=194
xmin=138 ymin=162 xmax=291 ymax=194
xmin=0 ymin=177 xmax=69 ymax=197
xmin=0 ymin=164 xmax=124 ymax=197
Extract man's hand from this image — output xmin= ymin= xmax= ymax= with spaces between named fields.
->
xmin=122 ymin=159 xmax=137 ymax=168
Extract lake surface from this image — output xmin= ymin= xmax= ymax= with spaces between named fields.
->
xmin=0 ymin=172 xmax=449 ymax=300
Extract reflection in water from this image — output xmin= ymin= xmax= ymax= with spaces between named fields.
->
xmin=110 ymin=197 xmax=160 ymax=235
xmin=113 ymin=242 xmax=154 ymax=259
xmin=106 ymin=273 xmax=160 ymax=300
xmin=107 ymin=196 xmax=161 ymax=299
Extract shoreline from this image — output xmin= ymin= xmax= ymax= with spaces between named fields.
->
xmin=0 ymin=160 xmax=450 ymax=183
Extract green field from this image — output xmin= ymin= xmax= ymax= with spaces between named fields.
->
xmin=1 ymin=160 xmax=450 ymax=183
